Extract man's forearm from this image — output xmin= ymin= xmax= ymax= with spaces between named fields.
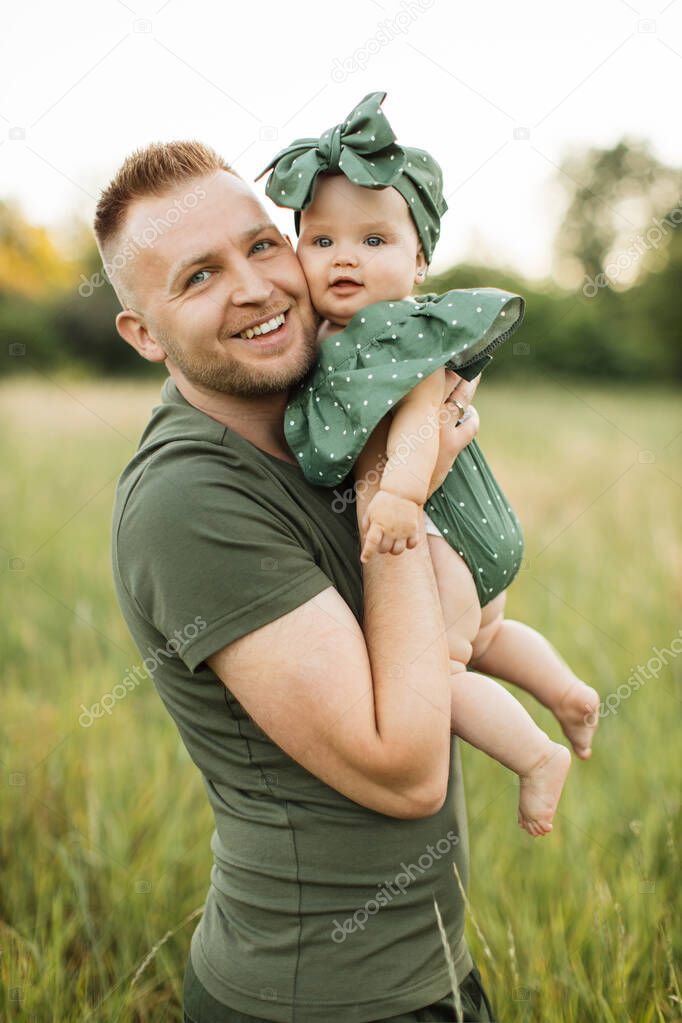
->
xmin=351 ymin=384 xmax=479 ymax=809
xmin=360 ymin=514 xmax=452 ymax=805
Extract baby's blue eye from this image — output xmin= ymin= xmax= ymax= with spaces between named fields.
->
xmin=314 ymin=237 xmax=333 ymax=248
xmin=365 ymin=236 xmax=384 ymax=247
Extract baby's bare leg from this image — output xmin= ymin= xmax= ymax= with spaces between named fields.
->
xmin=424 ymin=534 xmax=481 ymax=666
xmin=448 ymin=661 xmax=571 ymax=836
xmin=470 ymin=595 xmax=600 ymax=760
xmin=428 ymin=536 xmax=571 ymax=836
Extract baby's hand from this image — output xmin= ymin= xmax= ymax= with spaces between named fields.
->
xmin=360 ymin=490 xmax=421 ymax=563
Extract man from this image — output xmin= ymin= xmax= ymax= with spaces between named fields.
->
xmin=96 ymin=140 xmax=496 ymax=1022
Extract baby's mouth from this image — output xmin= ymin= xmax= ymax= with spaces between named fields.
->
xmin=330 ymin=277 xmax=363 ymax=294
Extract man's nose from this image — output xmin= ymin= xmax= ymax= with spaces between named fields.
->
xmin=229 ymin=258 xmax=274 ymax=305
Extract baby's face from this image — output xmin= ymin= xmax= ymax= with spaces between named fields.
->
xmin=297 ymin=174 xmax=426 ymax=328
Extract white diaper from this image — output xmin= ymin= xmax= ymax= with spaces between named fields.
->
xmin=423 ymin=510 xmax=444 ymax=538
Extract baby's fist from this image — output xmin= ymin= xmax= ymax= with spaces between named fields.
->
xmin=360 ymin=489 xmax=421 ymax=563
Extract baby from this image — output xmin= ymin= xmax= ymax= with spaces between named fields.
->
xmin=257 ymin=92 xmax=599 ymax=836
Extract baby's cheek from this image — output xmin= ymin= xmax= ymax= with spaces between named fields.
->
xmin=309 ymin=282 xmax=329 ymax=314
xmin=297 ymin=254 xmax=326 ymax=308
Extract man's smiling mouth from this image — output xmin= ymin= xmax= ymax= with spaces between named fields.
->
xmin=233 ymin=311 xmax=287 ymax=340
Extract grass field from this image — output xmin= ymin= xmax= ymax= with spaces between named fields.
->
xmin=1 ymin=374 xmax=680 ymax=1022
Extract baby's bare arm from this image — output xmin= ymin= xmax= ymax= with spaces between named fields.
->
xmin=380 ymin=370 xmax=445 ymax=504
xmin=357 ymin=370 xmax=479 ymax=562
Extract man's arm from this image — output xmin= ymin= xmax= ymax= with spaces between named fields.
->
xmin=207 ymin=567 xmax=448 ymax=819
xmin=207 ymin=373 xmax=481 ymax=820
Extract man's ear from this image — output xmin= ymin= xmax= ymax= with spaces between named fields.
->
xmin=414 ymin=246 xmax=428 ymax=286
xmin=115 ymin=309 xmax=168 ymax=364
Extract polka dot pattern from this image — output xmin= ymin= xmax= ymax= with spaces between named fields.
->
xmin=425 ymin=437 xmax=525 ymax=606
xmin=283 ymin=286 xmax=526 ymax=604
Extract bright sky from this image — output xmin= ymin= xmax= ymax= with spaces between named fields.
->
xmin=1 ymin=0 xmax=680 ymax=282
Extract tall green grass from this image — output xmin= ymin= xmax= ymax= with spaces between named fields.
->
xmin=1 ymin=375 xmax=680 ymax=1022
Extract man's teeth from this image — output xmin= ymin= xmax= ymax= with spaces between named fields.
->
xmin=239 ymin=313 xmax=285 ymax=340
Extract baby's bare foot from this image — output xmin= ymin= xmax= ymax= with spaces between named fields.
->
xmin=518 ymin=742 xmax=571 ymax=837
xmin=554 ymin=680 xmax=600 ymax=760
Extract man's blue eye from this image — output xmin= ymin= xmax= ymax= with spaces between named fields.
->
xmin=366 ymin=236 xmax=384 ymax=247
xmin=252 ymin=239 xmax=273 ymax=253
xmin=188 ymin=269 xmax=211 ymax=287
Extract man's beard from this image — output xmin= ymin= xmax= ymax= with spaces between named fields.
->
xmin=155 ymin=317 xmax=320 ymax=398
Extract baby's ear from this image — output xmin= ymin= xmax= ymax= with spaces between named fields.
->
xmin=414 ymin=246 xmax=428 ymax=285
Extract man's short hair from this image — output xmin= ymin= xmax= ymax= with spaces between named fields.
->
xmin=93 ymin=140 xmax=239 ymax=306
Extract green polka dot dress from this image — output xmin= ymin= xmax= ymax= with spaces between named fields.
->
xmin=284 ymin=287 xmax=526 ymax=606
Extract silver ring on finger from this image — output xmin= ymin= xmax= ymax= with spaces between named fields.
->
xmin=450 ymin=398 xmax=466 ymax=418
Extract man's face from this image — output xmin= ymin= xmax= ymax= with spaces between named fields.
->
xmin=115 ymin=171 xmax=319 ymax=397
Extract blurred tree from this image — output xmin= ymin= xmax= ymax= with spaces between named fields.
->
xmin=0 ymin=200 xmax=75 ymax=298
xmin=552 ymin=137 xmax=682 ymax=292
xmin=622 ymin=201 xmax=682 ymax=380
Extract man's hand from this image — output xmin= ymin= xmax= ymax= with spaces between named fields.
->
xmin=426 ymin=371 xmax=481 ymax=499
xmin=360 ymin=490 xmax=421 ymax=562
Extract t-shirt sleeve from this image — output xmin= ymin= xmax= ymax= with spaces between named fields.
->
xmin=116 ymin=451 xmax=334 ymax=674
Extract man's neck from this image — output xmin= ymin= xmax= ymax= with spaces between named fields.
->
xmin=168 ymin=369 xmax=298 ymax=464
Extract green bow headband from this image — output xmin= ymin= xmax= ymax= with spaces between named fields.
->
xmin=255 ymin=91 xmax=447 ymax=263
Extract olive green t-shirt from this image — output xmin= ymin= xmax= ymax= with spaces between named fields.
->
xmin=111 ymin=376 xmax=473 ymax=1023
